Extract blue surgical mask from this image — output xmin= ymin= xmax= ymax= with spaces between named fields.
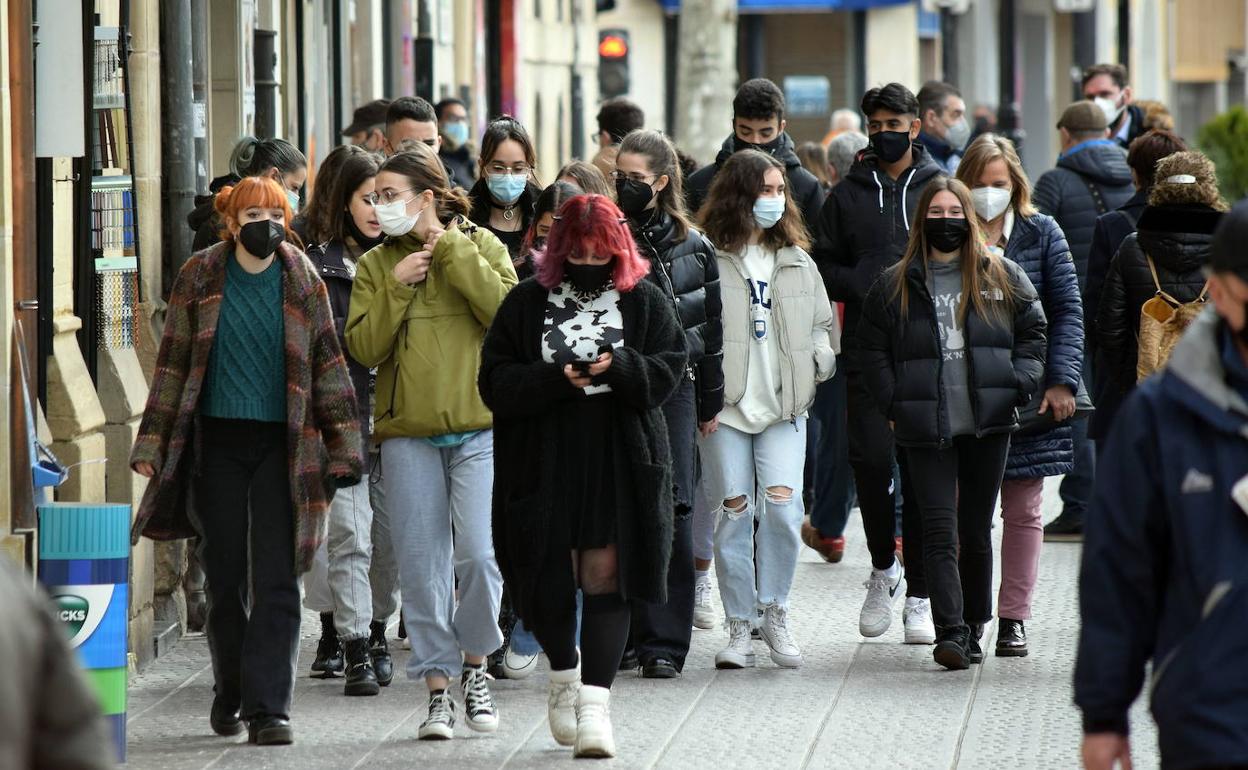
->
xmin=753 ymin=195 xmax=785 ymax=229
xmin=487 ymin=173 xmax=528 ymax=206
xmin=444 ymin=121 xmax=469 ymax=146
xmin=286 ymin=189 xmax=300 ymax=212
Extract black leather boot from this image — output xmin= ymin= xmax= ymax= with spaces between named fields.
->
xmin=310 ymin=612 xmax=343 ymax=678
xmin=248 ymin=715 xmax=293 ymax=745
xmin=343 ymin=637 xmax=381 ymax=696
xmin=996 ymin=618 xmax=1029 ymax=657
xmin=369 ymin=620 xmax=393 ymax=687
xmin=933 ymin=626 xmax=971 ymax=671
xmin=967 ymin=624 xmax=985 ymax=664
xmin=209 ymin=694 xmax=243 ymax=736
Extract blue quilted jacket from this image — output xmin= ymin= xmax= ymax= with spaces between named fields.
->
xmin=1002 ymin=212 xmax=1084 ymax=479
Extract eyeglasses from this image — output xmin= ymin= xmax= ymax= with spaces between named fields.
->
xmin=360 ymin=192 xmax=381 ymax=206
xmin=376 ymin=188 xmax=415 ymax=204
xmin=609 ymin=170 xmax=656 ymax=184
xmin=487 ymin=162 xmax=532 ymax=176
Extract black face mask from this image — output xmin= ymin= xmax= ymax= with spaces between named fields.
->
xmin=923 ymin=217 xmax=970 ymax=254
xmin=238 ymin=220 xmax=285 ymax=259
xmin=345 ymin=215 xmax=386 ymax=250
xmin=564 ymin=262 xmax=613 ymax=294
xmin=870 ymin=130 xmax=913 ymax=164
xmin=615 ymin=177 xmax=656 ymax=219
xmin=733 ymin=134 xmax=784 ymax=156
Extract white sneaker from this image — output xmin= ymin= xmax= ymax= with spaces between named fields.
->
xmin=759 ymin=604 xmax=803 ymax=668
xmin=859 ymin=557 xmax=905 ymax=638
xmin=693 ymin=575 xmax=716 ymax=630
xmin=418 ymin=690 xmax=456 ymax=740
xmin=714 ymin=618 xmax=757 ymax=669
xmin=547 ymin=665 xmax=580 ymax=747
xmin=903 ymin=597 xmax=936 ymax=645
xmin=460 ymin=663 xmax=498 ymax=733
xmin=574 ymin=685 xmax=616 ymax=758
xmin=503 ymin=647 xmax=539 ymax=680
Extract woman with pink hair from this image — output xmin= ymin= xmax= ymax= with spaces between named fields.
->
xmin=479 ymin=194 xmax=686 ymax=758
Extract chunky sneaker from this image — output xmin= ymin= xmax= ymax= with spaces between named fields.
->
xmin=460 ymin=663 xmax=499 ymax=733
xmin=692 ymin=574 xmax=716 ymax=630
xmin=574 ymin=685 xmax=616 ymax=759
xmin=503 ymin=647 xmax=539 ymax=680
xmin=903 ymin=597 xmax=936 ymax=645
xmin=547 ymin=665 xmax=581 ymax=747
xmin=859 ymin=557 xmax=905 ymax=638
xmin=759 ymin=604 xmax=803 ymax=668
xmin=714 ymin=618 xmax=757 ymax=669
xmin=933 ymin=627 xmax=971 ymax=671
xmin=418 ymin=690 xmax=457 ymax=740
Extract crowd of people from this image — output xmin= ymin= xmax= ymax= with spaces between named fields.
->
xmin=121 ymin=62 xmax=1248 ymax=768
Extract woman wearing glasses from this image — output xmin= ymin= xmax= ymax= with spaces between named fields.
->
xmin=346 ymin=142 xmax=518 ymax=740
xmin=468 ymin=116 xmax=543 ymax=272
xmin=612 ymin=129 xmax=724 ymax=679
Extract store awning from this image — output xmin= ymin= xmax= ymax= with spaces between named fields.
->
xmin=658 ymin=0 xmax=911 ymax=12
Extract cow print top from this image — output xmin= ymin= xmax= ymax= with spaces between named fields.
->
xmin=542 ymin=281 xmax=625 ymax=395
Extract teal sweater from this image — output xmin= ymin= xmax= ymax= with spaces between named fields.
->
xmin=201 ymin=252 xmax=287 ymax=422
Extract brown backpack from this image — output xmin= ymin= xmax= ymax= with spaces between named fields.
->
xmin=1136 ymin=255 xmax=1209 ymax=382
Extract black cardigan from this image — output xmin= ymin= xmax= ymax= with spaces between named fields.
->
xmin=478 ymin=277 xmax=688 ymax=619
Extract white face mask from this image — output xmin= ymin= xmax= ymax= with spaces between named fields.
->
xmin=945 ymin=117 xmax=971 ymax=150
xmin=1094 ymin=96 xmax=1124 ymax=127
xmin=374 ymin=198 xmax=422 ymax=237
xmin=971 ymin=186 xmax=1012 ymax=222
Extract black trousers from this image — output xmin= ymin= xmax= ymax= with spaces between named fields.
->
xmin=904 ymin=433 xmax=1011 ymax=631
xmin=630 ymin=378 xmax=696 ymax=669
xmin=845 ymin=372 xmax=927 ymax=597
xmin=195 ymin=418 xmax=301 ymax=720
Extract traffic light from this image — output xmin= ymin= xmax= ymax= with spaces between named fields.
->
xmin=598 ymin=29 xmax=630 ymax=99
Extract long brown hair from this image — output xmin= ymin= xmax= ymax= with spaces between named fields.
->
xmin=302 ymin=144 xmax=381 ymax=244
xmin=698 ymin=150 xmax=810 ymax=254
xmin=378 ymin=141 xmax=472 ymax=223
xmin=955 ymin=133 xmax=1037 ymax=219
xmin=617 ymin=129 xmax=695 ymax=241
xmin=891 ymin=177 xmax=1016 ymax=326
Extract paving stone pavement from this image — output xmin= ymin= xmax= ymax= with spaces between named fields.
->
xmin=124 ymin=478 xmax=1162 ymax=769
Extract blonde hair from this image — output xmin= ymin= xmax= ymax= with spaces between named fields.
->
xmin=891 ymin=177 xmax=1017 ymax=326
xmin=955 ymin=133 xmax=1036 ymax=219
xmin=1148 ymin=151 xmax=1228 ymax=211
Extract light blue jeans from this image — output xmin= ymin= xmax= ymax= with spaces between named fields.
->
xmin=381 ymin=431 xmax=504 ymax=680
xmin=699 ymin=418 xmax=807 ymax=622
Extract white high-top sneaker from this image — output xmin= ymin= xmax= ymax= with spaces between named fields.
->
xmin=547 ymin=665 xmax=581 ymax=747
xmin=903 ymin=597 xmax=936 ymax=645
xmin=692 ymin=574 xmax=716 ymax=630
xmin=574 ymin=685 xmax=616 ymax=758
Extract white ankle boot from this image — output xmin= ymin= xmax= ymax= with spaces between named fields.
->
xmin=547 ymin=665 xmax=581 ymax=747
xmin=574 ymin=685 xmax=615 ymax=758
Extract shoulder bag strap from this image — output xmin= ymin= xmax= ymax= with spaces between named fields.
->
xmin=1145 ymin=254 xmax=1182 ymax=306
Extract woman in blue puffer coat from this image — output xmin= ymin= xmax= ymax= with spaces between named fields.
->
xmin=957 ymin=135 xmax=1083 ymax=658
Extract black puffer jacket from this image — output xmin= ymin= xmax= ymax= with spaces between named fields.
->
xmin=305 ymin=240 xmax=373 ymax=446
xmin=1033 ymin=140 xmax=1134 ymax=288
xmin=1095 ymin=204 xmax=1220 ymax=431
xmin=858 ymin=257 xmax=1047 ymax=448
xmin=813 ymin=143 xmax=945 ymax=370
xmin=187 ymin=173 xmax=240 ymax=253
xmin=632 ymin=210 xmax=725 ymax=422
xmin=685 ymin=133 xmax=826 ymax=234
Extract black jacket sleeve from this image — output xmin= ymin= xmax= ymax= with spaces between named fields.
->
xmin=1096 ymin=248 xmax=1132 ymax=398
xmin=1084 ymin=213 xmax=1117 ymax=347
xmin=694 ymin=244 xmax=725 ymax=422
xmin=813 ymin=189 xmax=857 ymax=302
xmin=856 ymin=277 xmax=898 ymax=418
xmin=1008 ymin=264 xmax=1048 ymax=404
xmin=478 ymin=287 xmax=581 ymax=421
xmin=602 ymin=284 xmax=689 ymax=411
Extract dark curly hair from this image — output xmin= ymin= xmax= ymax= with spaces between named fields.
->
xmin=861 ymin=83 xmax=919 ymax=119
xmin=733 ymin=78 xmax=786 ymax=122
xmin=698 ymin=149 xmax=809 ymax=254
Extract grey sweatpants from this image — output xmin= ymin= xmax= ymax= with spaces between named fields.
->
xmin=301 ymin=476 xmax=374 ymax=640
xmin=368 ymin=466 xmax=401 ymax=624
xmin=381 ymin=431 xmax=504 ymax=681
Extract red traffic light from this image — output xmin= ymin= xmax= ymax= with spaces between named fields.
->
xmin=599 ymin=35 xmax=628 ymax=59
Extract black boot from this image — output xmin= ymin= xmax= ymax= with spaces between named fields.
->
xmin=933 ymin=626 xmax=971 ymax=671
xmin=996 ymin=618 xmax=1029 ymax=657
xmin=369 ymin=620 xmax=393 ymax=687
xmin=248 ymin=715 xmax=293 ymax=745
xmin=1043 ymin=510 xmax=1083 ymax=542
xmin=209 ymin=694 xmax=243 ymax=736
xmin=343 ymin=638 xmax=381 ymax=696
xmin=311 ymin=612 xmax=343 ymax=678
xmin=967 ymin=624 xmax=984 ymax=665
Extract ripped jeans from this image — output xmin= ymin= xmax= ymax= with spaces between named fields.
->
xmin=699 ymin=417 xmax=807 ymax=623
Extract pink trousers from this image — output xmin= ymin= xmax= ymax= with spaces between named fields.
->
xmin=997 ymin=477 xmax=1044 ymax=620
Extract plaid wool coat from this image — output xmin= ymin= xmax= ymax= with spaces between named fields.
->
xmin=129 ymin=240 xmax=364 ymax=574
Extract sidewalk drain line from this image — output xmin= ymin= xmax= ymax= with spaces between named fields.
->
xmin=800 ymin=642 xmax=861 ymax=770
xmin=646 ymin=668 xmax=721 ymax=769
xmin=950 ymin=625 xmax=995 ymax=770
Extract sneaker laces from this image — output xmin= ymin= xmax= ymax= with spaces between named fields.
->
xmin=905 ymin=599 xmax=931 ymax=623
xmin=548 ymin=679 xmax=579 ymax=710
xmin=862 ymin=571 xmax=895 ymax=609
xmin=695 ymin=579 xmax=713 ymax=607
xmin=461 ymin=667 xmax=496 ymax=716
xmin=727 ymin=618 xmax=753 ymax=647
xmin=425 ymin=692 xmax=455 ymax=724
xmin=765 ymin=606 xmax=795 ymax=648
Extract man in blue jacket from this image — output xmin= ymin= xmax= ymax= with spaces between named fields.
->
xmin=1077 ymin=199 xmax=1248 ymax=770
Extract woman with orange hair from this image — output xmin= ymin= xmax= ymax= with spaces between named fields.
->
xmin=130 ymin=176 xmax=363 ymax=746
xmin=479 ymin=193 xmax=686 ymax=758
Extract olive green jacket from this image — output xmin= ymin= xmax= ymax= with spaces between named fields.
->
xmin=346 ymin=219 xmax=517 ymax=440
